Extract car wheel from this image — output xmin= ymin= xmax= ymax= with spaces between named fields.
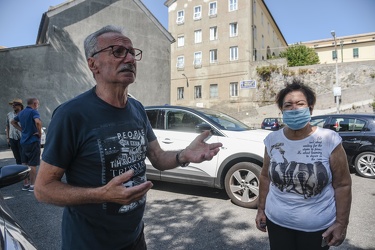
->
xmin=224 ymin=162 xmax=261 ymax=208
xmin=354 ymin=152 xmax=375 ymax=179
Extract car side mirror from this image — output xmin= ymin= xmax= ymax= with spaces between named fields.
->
xmin=195 ymin=123 xmax=212 ymax=133
xmin=0 ymin=165 xmax=30 ymax=188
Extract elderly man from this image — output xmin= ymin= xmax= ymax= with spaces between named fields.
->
xmin=34 ymin=25 xmax=222 ymax=249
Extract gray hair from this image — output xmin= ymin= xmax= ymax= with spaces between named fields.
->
xmin=83 ymin=25 xmax=124 ymax=60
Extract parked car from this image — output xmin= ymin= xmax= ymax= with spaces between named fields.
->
xmin=0 ymin=164 xmax=37 ymax=249
xmin=261 ymin=117 xmax=284 ymax=130
xmin=310 ymin=113 xmax=375 ymax=179
xmin=145 ymin=105 xmax=271 ymax=208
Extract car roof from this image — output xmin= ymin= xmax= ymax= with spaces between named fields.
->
xmin=312 ymin=113 xmax=375 ymax=118
xmin=146 ymin=105 xmax=217 ymax=114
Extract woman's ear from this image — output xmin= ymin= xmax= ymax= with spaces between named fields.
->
xmin=309 ymin=106 xmax=314 ymax=114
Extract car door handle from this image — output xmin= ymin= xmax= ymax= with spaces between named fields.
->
xmin=161 ymin=138 xmax=174 ymax=144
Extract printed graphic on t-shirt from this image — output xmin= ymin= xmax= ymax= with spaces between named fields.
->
xmin=269 ymin=139 xmax=329 ymax=199
xmin=98 ymin=126 xmax=148 ymax=215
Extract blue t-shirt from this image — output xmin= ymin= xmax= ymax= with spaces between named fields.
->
xmin=13 ymin=106 xmax=41 ymax=145
xmin=42 ymin=87 xmax=156 ymax=249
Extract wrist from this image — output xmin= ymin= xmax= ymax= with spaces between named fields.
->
xmin=176 ymin=150 xmax=190 ymax=167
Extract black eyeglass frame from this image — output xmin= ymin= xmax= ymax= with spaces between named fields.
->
xmin=91 ymin=45 xmax=142 ymax=61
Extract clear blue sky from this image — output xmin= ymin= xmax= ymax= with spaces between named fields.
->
xmin=0 ymin=0 xmax=374 ymax=47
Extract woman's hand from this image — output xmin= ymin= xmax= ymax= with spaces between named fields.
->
xmin=255 ymin=208 xmax=267 ymax=232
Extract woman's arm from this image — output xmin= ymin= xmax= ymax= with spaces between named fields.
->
xmin=255 ymin=148 xmax=271 ymax=232
xmin=323 ymin=143 xmax=352 ymax=246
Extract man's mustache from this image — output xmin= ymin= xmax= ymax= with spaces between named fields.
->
xmin=120 ymin=64 xmax=135 ymax=73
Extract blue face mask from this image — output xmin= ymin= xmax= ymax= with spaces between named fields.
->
xmin=282 ymin=107 xmax=311 ymax=130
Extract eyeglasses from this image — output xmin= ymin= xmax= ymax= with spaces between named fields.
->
xmin=12 ymin=103 xmax=21 ymax=107
xmin=91 ymin=45 xmax=142 ymax=61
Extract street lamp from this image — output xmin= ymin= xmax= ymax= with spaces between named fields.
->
xmin=331 ymin=30 xmax=340 ymax=114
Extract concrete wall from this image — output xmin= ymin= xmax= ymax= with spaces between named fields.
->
xmin=0 ymin=0 xmax=173 ymax=146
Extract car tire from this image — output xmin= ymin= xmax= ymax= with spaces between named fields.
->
xmin=224 ymin=162 xmax=261 ymax=208
xmin=354 ymin=152 xmax=375 ymax=179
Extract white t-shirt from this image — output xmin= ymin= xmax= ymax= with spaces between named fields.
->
xmin=264 ymin=126 xmax=342 ymax=232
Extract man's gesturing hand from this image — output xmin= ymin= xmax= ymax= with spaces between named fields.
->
xmin=102 ymin=169 xmax=153 ymax=205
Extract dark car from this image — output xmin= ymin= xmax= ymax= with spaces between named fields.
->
xmin=145 ymin=105 xmax=271 ymax=208
xmin=261 ymin=117 xmax=283 ymax=130
xmin=310 ymin=113 xmax=375 ymax=179
xmin=0 ymin=164 xmax=37 ymax=249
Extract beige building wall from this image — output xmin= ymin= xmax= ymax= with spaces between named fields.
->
xmin=302 ymin=32 xmax=375 ymax=64
xmin=165 ymin=0 xmax=287 ymax=108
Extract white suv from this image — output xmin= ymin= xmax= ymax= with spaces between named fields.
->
xmin=145 ymin=106 xmax=271 ymax=208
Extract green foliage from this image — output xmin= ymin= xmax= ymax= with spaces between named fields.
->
xmin=279 ymin=44 xmax=320 ymax=67
xmin=256 ymin=65 xmax=279 ymax=81
xmin=370 ymin=73 xmax=375 ymax=78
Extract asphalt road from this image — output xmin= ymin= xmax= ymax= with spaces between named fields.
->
xmin=0 ymin=148 xmax=374 ymax=250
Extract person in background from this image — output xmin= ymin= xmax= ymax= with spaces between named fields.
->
xmin=6 ymin=98 xmax=23 ymax=165
xmin=255 ymin=79 xmax=352 ymax=250
xmin=34 ymin=25 xmax=223 ymax=250
xmin=11 ymin=98 xmax=42 ymax=192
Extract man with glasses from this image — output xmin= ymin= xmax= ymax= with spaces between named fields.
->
xmin=5 ymin=98 xmax=24 ymax=166
xmin=11 ymin=98 xmax=42 ymax=192
xmin=34 ymin=25 xmax=222 ymax=249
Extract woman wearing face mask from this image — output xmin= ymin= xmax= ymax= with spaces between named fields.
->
xmin=255 ymin=79 xmax=352 ymax=250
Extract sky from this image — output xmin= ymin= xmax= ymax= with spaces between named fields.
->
xmin=0 ymin=0 xmax=374 ymax=48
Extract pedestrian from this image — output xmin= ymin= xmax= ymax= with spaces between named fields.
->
xmin=255 ymin=79 xmax=352 ymax=250
xmin=34 ymin=25 xmax=223 ymax=250
xmin=5 ymin=98 xmax=23 ymax=165
xmin=11 ymin=98 xmax=42 ymax=192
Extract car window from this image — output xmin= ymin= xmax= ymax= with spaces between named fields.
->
xmin=264 ymin=118 xmax=277 ymax=123
xmin=310 ymin=117 xmax=327 ymax=128
xmin=352 ymin=119 xmax=366 ymax=131
xmin=146 ymin=110 xmax=158 ymax=129
xmin=166 ymin=110 xmax=203 ymax=133
xmin=326 ymin=117 xmax=366 ymax=132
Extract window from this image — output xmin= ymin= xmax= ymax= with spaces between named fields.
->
xmin=194 ymin=6 xmax=202 ymax=20
xmin=194 ymin=52 xmax=202 ymax=67
xmin=209 ymin=2 xmax=217 ymax=16
xmin=177 ymin=87 xmax=184 ymax=100
xmin=262 ymin=35 xmax=264 ymax=49
xmin=229 ymin=22 xmax=238 ymax=37
xmin=353 ymin=48 xmax=359 ymax=58
xmin=261 ymin=12 xmax=264 ymax=25
xmin=177 ymin=36 xmax=184 ymax=47
xmin=194 ymin=29 xmax=202 ymax=43
xmin=230 ymin=82 xmax=238 ymax=97
xmin=209 ymin=49 xmax=217 ymax=63
xmin=210 ymin=26 xmax=218 ymax=41
xmin=210 ymin=84 xmax=218 ymax=98
xmin=177 ymin=10 xmax=184 ymax=24
xmin=333 ymin=50 xmax=338 ymax=60
xmin=253 ymin=0 xmax=256 ymax=14
xmin=177 ymin=56 xmax=184 ymax=69
xmin=253 ymin=25 xmax=257 ymax=40
xmin=194 ymin=86 xmax=202 ymax=99
xmin=230 ymin=46 xmax=238 ymax=61
xmin=229 ymin=0 xmax=238 ymax=11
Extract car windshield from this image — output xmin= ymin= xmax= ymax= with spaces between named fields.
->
xmin=198 ymin=109 xmax=251 ymax=131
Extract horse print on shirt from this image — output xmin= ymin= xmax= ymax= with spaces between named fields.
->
xmin=269 ymin=142 xmax=329 ymax=198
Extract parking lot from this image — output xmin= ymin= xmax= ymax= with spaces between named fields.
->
xmin=0 ymin=148 xmax=374 ymax=250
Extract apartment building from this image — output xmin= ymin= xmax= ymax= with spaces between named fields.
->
xmin=165 ymin=0 xmax=288 ymax=109
xmin=302 ymin=32 xmax=375 ymax=64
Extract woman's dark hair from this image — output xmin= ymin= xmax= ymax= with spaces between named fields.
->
xmin=275 ymin=79 xmax=316 ymax=110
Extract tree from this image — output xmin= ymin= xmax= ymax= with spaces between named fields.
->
xmin=279 ymin=44 xmax=320 ymax=67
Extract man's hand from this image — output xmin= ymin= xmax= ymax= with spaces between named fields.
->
xmin=101 ymin=169 xmax=153 ymax=205
xmin=180 ymin=130 xmax=223 ymax=163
